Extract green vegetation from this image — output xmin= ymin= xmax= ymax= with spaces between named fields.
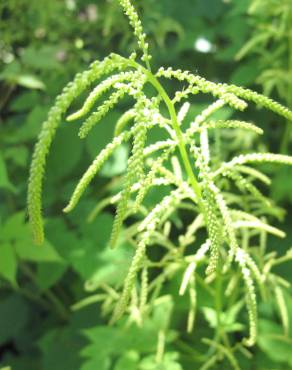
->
xmin=1 ymin=0 xmax=292 ymax=369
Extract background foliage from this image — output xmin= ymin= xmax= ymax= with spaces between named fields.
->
xmin=1 ymin=0 xmax=292 ymax=369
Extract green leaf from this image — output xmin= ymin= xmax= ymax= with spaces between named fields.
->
xmin=46 ymin=124 xmax=83 ymax=180
xmin=140 ymin=352 xmax=183 ymax=370
xmin=0 ymin=212 xmax=27 ymax=242
xmin=258 ymin=319 xmax=292 ymax=365
xmin=272 ymin=168 xmax=292 ymax=203
xmin=1 ymin=355 xmax=40 ymax=370
xmin=4 ymin=146 xmax=29 ymax=167
xmin=16 ymin=75 xmax=45 ymax=90
xmin=80 ymin=356 xmax=110 ymax=370
xmin=45 ymin=217 xmax=80 ymax=260
xmin=152 ymin=296 xmax=174 ymax=331
xmin=0 ymin=58 xmax=45 ymax=89
xmin=7 ymin=106 xmax=49 ymax=144
xmin=84 ymin=242 xmax=133 ymax=290
xmin=114 ymin=351 xmax=140 ymax=370
xmin=201 ymin=307 xmax=217 ymax=328
xmin=21 ymin=46 xmax=61 ymax=70
xmin=85 ymin=111 xmax=119 ymax=160
xmin=0 ymin=212 xmax=62 ymax=263
xmin=82 ymin=323 xmax=158 ymax=358
xmin=0 ymin=294 xmax=30 ymax=346
xmin=235 ymin=33 xmax=270 ymax=60
xmin=0 ymin=243 xmax=17 ymax=286
xmin=67 ymin=239 xmax=103 ymax=280
xmin=202 ymin=303 xmax=244 ymax=333
xmin=39 ymin=328 xmax=83 ymax=370
xmin=36 ymin=262 xmax=67 ymax=291
xmin=230 ymin=61 xmax=260 ymax=86
xmin=100 ymin=144 xmax=129 ymax=177
xmin=0 ymin=61 xmax=21 ymax=81
xmin=0 ymin=153 xmax=15 ymax=192
xmin=14 ymin=239 xmax=63 ymax=263
xmin=10 ymin=91 xmax=40 ymax=112
xmin=80 ymin=213 xmax=113 ymax=244
xmin=196 ymin=0 xmax=224 ymax=21
xmin=46 ymin=215 xmax=115 ymax=281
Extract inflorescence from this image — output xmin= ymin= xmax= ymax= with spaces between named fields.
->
xmin=28 ymin=0 xmax=292 ymax=360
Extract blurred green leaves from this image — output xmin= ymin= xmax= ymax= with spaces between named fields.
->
xmin=0 ymin=294 xmax=30 ymax=346
xmin=0 ymin=152 xmax=15 ymax=192
xmin=0 ymin=243 xmax=17 ymax=286
xmin=258 ymin=319 xmax=292 ymax=366
xmin=0 ymin=61 xmax=45 ymax=90
xmin=0 ymin=212 xmax=62 ymax=285
xmin=81 ymin=296 xmax=178 ymax=370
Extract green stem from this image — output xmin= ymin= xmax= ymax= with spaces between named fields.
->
xmin=128 ymin=60 xmax=202 ymax=202
xmin=195 ymin=273 xmax=215 ymax=296
xmin=145 ymin=58 xmax=152 ymax=72
xmin=16 ymin=286 xmax=49 ymax=309
xmin=148 ymin=74 xmax=202 ymax=200
xmin=44 ymin=289 xmax=70 ymax=320
xmin=215 ymin=268 xmax=222 ymax=339
xmin=175 ymin=339 xmax=205 ymax=362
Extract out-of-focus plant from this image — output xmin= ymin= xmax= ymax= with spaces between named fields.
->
xmin=236 ymin=0 xmax=292 ymax=154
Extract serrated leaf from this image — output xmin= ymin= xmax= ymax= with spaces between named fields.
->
xmin=80 ymin=356 xmax=109 ymax=370
xmin=82 ymin=323 xmax=158 ymax=358
xmin=140 ymin=352 xmax=183 ymax=370
xmin=114 ymin=351 xmax=139 ymax=370
xmin=202 ymin=303 xmax=244 ymax=333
